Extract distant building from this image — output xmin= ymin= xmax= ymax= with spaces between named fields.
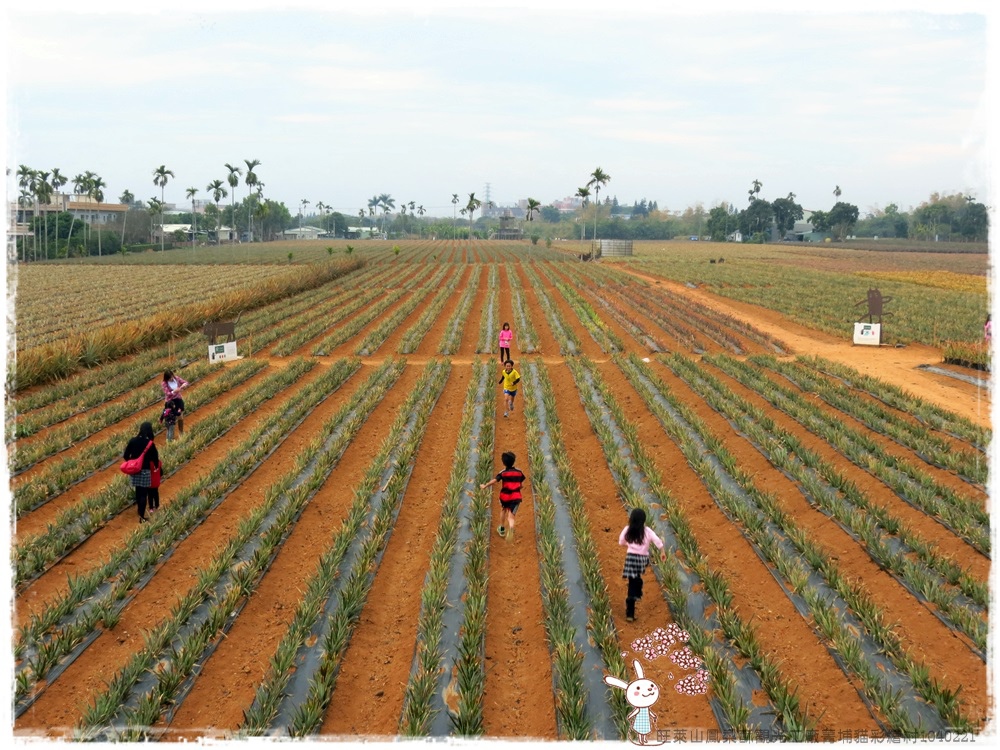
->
xmin=10 ymin=193 xmax=128 ymax=226
xmin=494 ymin=210 xmax=523 ymax=240
xmin=283 ymin=225 xmax=323 ymax=240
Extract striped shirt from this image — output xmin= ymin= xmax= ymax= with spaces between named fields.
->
xmin=496 ymin=467 xmax=526 ymax=502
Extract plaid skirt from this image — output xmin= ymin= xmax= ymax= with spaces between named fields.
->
xmin=622 ymin=552 xmax=650 ymax=579
xmin=129 ymin=469 xmax=151 ymax=488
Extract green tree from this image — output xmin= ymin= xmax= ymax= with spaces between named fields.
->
xmin=465 ymin=192 xmax=482 ymax=240
xmin=186 ymin=187 xmax=199 ymax=249
xmin=152 ymin=165 xmax=174 ymax=251
xmin=540 ymin=205 xmax=561 ymax=223
xmin=207 ymin=179 xmax=228 ymax=244
xmin=224 ymin=163 xmax=242 ymax=244
xmin=739 ymin=198 xmax=773 ymax=241
xmin=748 ymin=178 xmax=762 ymax=203
xmin=587 ymin=167 xmax=610 ymax=242
xmin=957 ymin=195 xmax=988 ymax=241
xmin=378 ymin=193 xmax=395 ymax=235
xmin=147 ymin=197 xmax=164 ymax=245
xmin=771 ymin=193 xmax=803 ymax=237
xmin=525 ymin=197 xmax=541 ymax=222
xmin=831 ymin=202 xmax=860 ymax=240
xmin=575 ymin=186 xmax=591 ymax=239
xmin=89 ymin=174 xmax=106 ymax=256
xmin=34 ymin=170 xmax=53 ymax=260
xmin=243 ymin=159 xmax=261 ymax=241
xmin=706 ymin=203 xmax=734 ymax=241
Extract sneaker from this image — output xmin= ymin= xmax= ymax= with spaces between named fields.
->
xmin=503 ymin=412 xmax=508 ymax=418
xmin=626 ymin=616 xmax=635 ymax=623
xmin=497 ymin=526 xmax=506 ymax=537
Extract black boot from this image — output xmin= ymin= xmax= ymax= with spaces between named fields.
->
xmin=626 ymin=597 xmax=636 ymax=622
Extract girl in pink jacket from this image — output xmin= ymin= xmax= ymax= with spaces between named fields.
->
xmin=619 ymin=508 xmax=666 ymax=622
xmin=161 ymin=370 xmax=189 ymax=436
xmin=498 ymin=322 xmax=514 ymax=364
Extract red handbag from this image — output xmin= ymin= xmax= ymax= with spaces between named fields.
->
xmin=120 ymin=440 xmax=154 ymax=475
xmin=149 ymin=461 xmax=162 ymax=489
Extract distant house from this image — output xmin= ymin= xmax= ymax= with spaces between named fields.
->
xmin=785 ymin=210 xmax=827 ymax=242
xmin=345 ymin=226 xmax=380 ymax=239
xmin=153 ymin=223 xmax=210 ymax=243
xmin=282 ymin=225 xmax=323 ymax=241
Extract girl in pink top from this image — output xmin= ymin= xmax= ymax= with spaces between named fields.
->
xmin=498 ymin=322 xmax=514 ymax=364
xmin=619 ymin=508 xmax=666 ymax=623
xmin=161 ymin=370 xmax=189 ymax=436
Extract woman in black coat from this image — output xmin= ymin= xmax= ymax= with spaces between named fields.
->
xmin=123 ymin=421 xmax=160 ymax=522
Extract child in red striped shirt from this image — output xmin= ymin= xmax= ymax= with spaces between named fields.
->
xmin=480 ymin=451 xmax=526 ymax=542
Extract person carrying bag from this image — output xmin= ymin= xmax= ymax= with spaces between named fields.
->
xmin=122 ymin=422 xmax=160 ymax=523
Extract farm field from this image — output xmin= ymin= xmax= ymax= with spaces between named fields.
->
xmin=6 ymin=240 xmax=992 ymax=741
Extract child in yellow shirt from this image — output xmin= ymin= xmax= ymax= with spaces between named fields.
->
xmin=499 ymin=359 xmax=521 ymax=418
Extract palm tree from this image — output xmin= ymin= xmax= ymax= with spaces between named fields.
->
xmin=315 ymin=201 xmax=328 ymax=234
xmin=378 ymin=193 xmax=395 ymax=235
xmin=35 ymin=171 xmax=57 ymax=260
xmin=575 ymin=186 xmax=591 ymax=240
xmin=243 ymin=159 xmax=261 ymax=241
xmin=16 ymin=189 xmax=33 ymax=260
xmin=833 ymin=185 xmax=842 ymax=201
xmin=89 ymin=175 xmax=106 ymax=256
xmin=186 ymin=187 xmax=199 ymax=249
xmin=17 ymin=166 xmax=37 ymax=260
xmin=451 ymin=193 xmax=459 ymax=239
xmin=358 ymin=208 xmax=365 ymax=235
xmin=224 ymin=163 xmax=242 ymax=244
xmin=207 ymin=180 xmax=227 ymax=244
xmin=64 ymin=172 xmax=91 ymax=258
xmin=525 ymin=197 xmax=541 ymax=222
xmin=119 ymin=189 xmax=134 ymax=248
xmin=465 ymin=192 xmax=482 ymax=241
xmin=49 ymin=168 xmax=67 ymax=255
xmin=152 ymin=165 xmax=174 ymax=251
xmin=416 ymin=204 xmax=426 ymax=238
xmin=748 ymin=178 xmax=762 ymax=203
xmin=147 ymin=197 xmax=164 ymax=245
xmin=587 ymin=167 xmax=610 ymax=243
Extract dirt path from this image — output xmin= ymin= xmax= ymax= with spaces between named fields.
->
xmin=618 ymin=268 xmax=990 ymax=428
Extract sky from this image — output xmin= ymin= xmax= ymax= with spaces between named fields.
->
xmin=3 ymin=0 xmax=995 ymax=220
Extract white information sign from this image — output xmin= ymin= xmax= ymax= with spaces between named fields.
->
xmin=208 ymin=341 xmax=241 ymax=363
xmin=853 ymin=323 xmax=881 ymax=346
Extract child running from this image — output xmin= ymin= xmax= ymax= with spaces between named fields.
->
xmin=498 ymin=359 xmax=521 ymax=418
xmin=480 ymin=451 xmax=526 ymax=542
xmin=619 ymin=508 xmax=666 ymax=623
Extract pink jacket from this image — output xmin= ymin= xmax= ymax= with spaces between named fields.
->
xmin=499 ymin=328 xmax=513 ymax=348
xmin=619 ymin=525 xmax=665 ymax=557
xmin=162 ymin=376 xmax=188 ymax=401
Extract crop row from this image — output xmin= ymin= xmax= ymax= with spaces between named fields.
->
xmin=618 ymin=353 xmax=972 ymax=733
xmin=666 ymin=354 xmax=987 ymax=653
xmin=73 ymin=359 xmax=419 ymax=738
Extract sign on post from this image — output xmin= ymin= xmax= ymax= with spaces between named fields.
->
xmin=853 ymin=323 xmax=881 ymax=346
xmin=209 ymin=341 xmax=241 ymax=363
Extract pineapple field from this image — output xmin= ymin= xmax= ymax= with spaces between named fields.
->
xmin=7 ymin=240 xmax=991 ymax=741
